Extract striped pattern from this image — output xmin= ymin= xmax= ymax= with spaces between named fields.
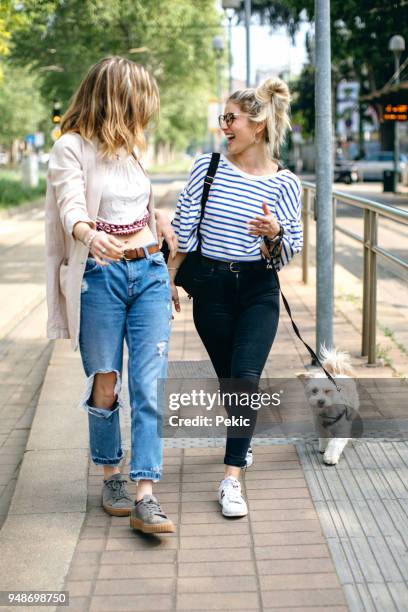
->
xmin=172 ymin=153 xmax=303 ymax=270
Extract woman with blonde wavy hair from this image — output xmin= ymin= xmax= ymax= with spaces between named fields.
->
xmin=46 ymin=56 xmax=177 ymax=533
xmin=169 ymin=77 xmax=303 ymax=518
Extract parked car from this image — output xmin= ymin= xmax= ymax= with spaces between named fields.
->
xmin=334 ymin=162 xmax=360 ymax=184
xmin=352 ymin=151 xmax=407 ymax=181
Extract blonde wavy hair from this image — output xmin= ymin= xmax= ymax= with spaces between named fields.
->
xmin=228 ymin=77 xmax=291 ymax=159
xmin=61 ymin=56 xmax=159 ymax=158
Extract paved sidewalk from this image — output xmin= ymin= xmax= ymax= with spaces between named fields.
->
xmin=0 ymin=203 xmax=52 ymax=529
xmin=0 ymin=187 xmax=407 ymax=611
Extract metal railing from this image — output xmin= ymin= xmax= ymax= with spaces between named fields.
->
xmin=301 ymin=182 xmax=408 ymax=365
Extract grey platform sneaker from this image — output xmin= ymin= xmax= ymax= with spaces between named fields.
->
xmin=130 ymin=494 xmax=175 ymax=534
xmin=102 ymin=473 xmax=133 ymax=517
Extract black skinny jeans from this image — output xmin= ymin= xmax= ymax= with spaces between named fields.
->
xmin=192 ymin=255 xmax=280 ymax=468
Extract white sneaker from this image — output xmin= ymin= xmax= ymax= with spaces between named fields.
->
xmin=245 ymin=447 xmax=253 ymax=468
xmin=218 ymin=477 xmax=248 ymax=517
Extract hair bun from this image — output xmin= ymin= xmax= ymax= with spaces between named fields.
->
xmin=255 ymin=77 xmax=290 ymax=105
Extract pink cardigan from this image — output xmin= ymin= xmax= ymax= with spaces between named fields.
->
xmin=45 ymin=132 xmax=157 ymax=350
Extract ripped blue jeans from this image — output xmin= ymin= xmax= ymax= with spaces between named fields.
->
xmin=78 ymin=247 xmax=171 ymax=482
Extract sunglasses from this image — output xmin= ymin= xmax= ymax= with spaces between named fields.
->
xmin=218 ymin=112 xmax=243 ymax=128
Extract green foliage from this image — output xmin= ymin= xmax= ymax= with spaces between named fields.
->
xmin=250 ymin=1 xmax=408 ymax=138
xmin=0 ymin=170 xmax=46 ymax=208
xmin=0 ymin=62 xmax=48 ymax=146
xmin=10 ymin=0 xmax=221 ymax=150
xmin=290 ymin=63 xmax=315 ymax=137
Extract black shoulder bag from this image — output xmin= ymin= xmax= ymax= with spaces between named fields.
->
xmin=161 ymin=152 xmax=220 ymax=297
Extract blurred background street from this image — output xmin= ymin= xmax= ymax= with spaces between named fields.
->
xmin=0 ymin=1 xmax=407 ymax=611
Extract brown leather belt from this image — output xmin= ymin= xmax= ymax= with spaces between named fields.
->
xmin=122 ymin=244 xmax=160 ymax=260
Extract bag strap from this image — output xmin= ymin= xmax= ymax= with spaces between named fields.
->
xmin=268 ymin=262 xmax=341 ymax=391
xmin=197 ymin=152 xmax=221 ymax=252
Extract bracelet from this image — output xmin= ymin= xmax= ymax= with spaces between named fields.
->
xmin=167 ymin=267 xmax=180 ymax=270
xmin=85 ymin=230 xmax=98 ymax=250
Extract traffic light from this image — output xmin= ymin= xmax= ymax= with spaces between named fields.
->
xmin=52 ymin=101 xmax=62 ymax=124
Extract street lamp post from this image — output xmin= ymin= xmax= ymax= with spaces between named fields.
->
xmin=222 ymin=0 xmax=240 ymax=94
xmin=389 ymin=35 xmax=405 ymax=192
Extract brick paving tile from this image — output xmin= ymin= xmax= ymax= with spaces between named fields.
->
xmin=90 ymin=595 xmax=174 ymax=611
xmin=180 ymin=491 xmax=220 ymax=501
xmin=254 ymin=544 xmax=330 ymax=560
xmin=259 ymin=573 xmax=341 ymax=590
xmin=180 ymin=510 xmax=249 ymax=524
xmin=179 ymin=522 xmax=249 ymax=536
xmin=257 ymin=558 xmax=338 ymax=575
xmin=106 ymin=535 xmax=178 ymax=551
xmin=246 ymin=487 xmax=311 ymax=499
xmin=67 ymin=564 xmax=99 ymax=581
xmin=178 ymin=560 xmax=256 ymax=577
xmin=178 ymin=548 xmax=252 ymax=563
xmin=245 ymin=478 xmax=308 ymax=489
xmin=67 ymin=597 xmax=89 ymax=611
xmin=181 ymin=480 xmax=221 ymax=491
xmin=261 ymin=588 xmax=347 ymax=608
xmin=251 ymin=508 xmax=318 ymax=522
xmin=98 ymin=563 xmax=176 ymax=580
xmin=176 ymin=592 xmax=260 ymax=610
xmin=248 ymin=498 xmax=314 ymax=510
xmin=181 ymin=500 xmax=221 ymax=512
xmin=250 ymin=519 xmax=322 ymax=533
xmin=263 ymin=606 xmax=349 ymax=612
xmin=93 ymin=577 xmax=175 ymax=595
xmin=100 ymin=550 xmax=177 ymax=564
xmin=177 ymin=575 xmax=258 ymax=593
xmin=70 ymin=551 xmax=101 ymax=566
xmin=253 ymin=532 xmax=326 ymax=546
xmin=65 ymin=581 xmax=93 ymax=597
xmin=179 ymin=534 xmax=252 ymax=549
xmin=245 ymin=468 xmax=304 ymax=480
xmin=75 ymin=538 xmax=106 ymax=553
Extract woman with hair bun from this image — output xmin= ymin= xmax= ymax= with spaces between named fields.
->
xmin=169 ymin=77 xmax=303 ymax=518
xmin=46 ymin=56 xmax=177 ymax=533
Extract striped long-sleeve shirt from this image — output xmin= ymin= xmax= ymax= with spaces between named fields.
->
xmin=172 ymin=153 xmax=303 ymax=270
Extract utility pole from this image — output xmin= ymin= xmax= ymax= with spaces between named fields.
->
xmin=314 ymin=0 xmax=333 ymax=356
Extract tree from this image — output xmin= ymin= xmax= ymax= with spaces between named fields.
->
xmin=9 ymin=0 xmax=221 ymax=151
xmin=0 ymin=63 xmax=47 ymax=151
xmin=248 ymin=0 xmax=408 ymax=91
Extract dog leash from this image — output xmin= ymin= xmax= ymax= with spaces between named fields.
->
xmin=266 ymin=259 xmax=341 ymax=392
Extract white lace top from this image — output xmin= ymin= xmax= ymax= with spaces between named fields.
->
xmin=97 ymin=152 xmax=150 ymax=226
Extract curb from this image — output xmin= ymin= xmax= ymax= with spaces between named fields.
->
xmin=0 ymin=340 xmax=88 ymax=605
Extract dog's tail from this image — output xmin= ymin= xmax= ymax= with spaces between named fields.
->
xmin=320 ymin=344 xmax=354 ymax=377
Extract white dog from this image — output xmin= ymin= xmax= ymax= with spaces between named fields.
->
xmin=304 ymin=346 xmax=361 ymax=465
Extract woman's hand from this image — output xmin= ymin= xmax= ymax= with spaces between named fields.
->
xmin=247 ymin=202 xmax=281 ymax=239
xmin=155 ymin=210 xmax=178 ymax=259
xmin=89 ymin=231 xmax=124 ymax=266
xmin=170 ymin=280 xmax=181 ymax=315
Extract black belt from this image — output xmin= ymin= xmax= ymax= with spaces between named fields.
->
xmin=200 ymin=255 xmax=266 ymax=273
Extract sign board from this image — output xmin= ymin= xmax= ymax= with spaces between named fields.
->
xmin=336 ymin=81 xmax=360 ymax=136
xmin=25 ymin=134 xmax=36 ymax=145
xmin=382 ymin=103 xmax=408 ymax=122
